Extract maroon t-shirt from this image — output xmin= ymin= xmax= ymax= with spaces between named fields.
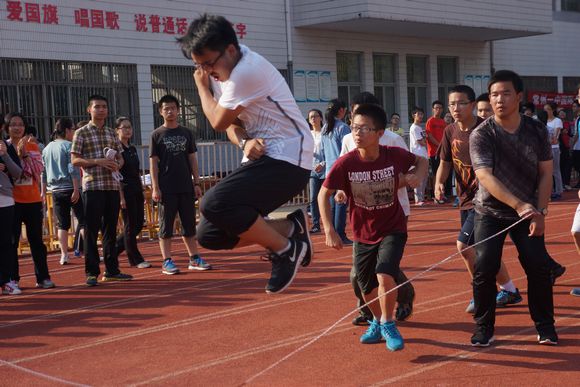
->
xmin=323 ymin=145 xmax=415 ymax=243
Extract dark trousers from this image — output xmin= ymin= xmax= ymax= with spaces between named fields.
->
xmin=309 ymin=177 xmax=324 ymax=229
xmin=560 ymin=148 xmax=571 ymax=186
xmin=83 ymin=190 xmax=121 ymax=277
xmin=12 ymin=202 xmax=50 ymax=283
xmin=473 ymin=213 xmax=554 ymax=333
xmin=350 ymin=264 xmax=415 ymax=318
xmin=115 ymin=190 xmax=145 ymax=266
xmin=0 ymin=205 xmax=16 ymax=286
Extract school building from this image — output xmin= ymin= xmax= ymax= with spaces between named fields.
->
xmin=1 ymin=0 xmax=579 ymax=144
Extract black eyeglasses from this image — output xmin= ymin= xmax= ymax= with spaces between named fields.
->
xmin=193 ymin=51 xmax=225 ymax=71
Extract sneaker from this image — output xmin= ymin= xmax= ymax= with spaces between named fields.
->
xmin=550 ymin=193 xmax=562 ymax=200
xmin=452 ymin=197 xmax=460 ymax=208
xmin=60 ymin=255 xmax=69 ymax=265
xmin=352 ymin=314 xmax=372 ymax=326
xmin=136 ymin=261 xmax=152 ymax=269
xmin=86 ymin=276 xmax=98 ymax=287
xmin=162 ymin=258 xmax=180 ymax=275
xmin=2 ymin=281 xmax=22 ymax=295
xmin=265 ymin=239 xmax=305 ymax=294
xmin=360 ymin=319 xmax=382 ymax=344
xmin=471 ymin=326 xmax=495 ymax=347
xmin=188 ymin=256 xmax=212 ymax=271
xmin=551 ymin=265 xmax=566 ymax=285
xmin=434 ymin=198 xmax=445 ymax=205
xmin=381 ymin=321 xmax=405 ymax=351
xmin=287 ymin=209 xmax=313 ymax=267
xmin=465 ymin=299 xmax=475 ymax=314
xmin=341 ymin=237 xmax=353 ymax=246
xmin=415 ymin=201 xmax=425 ymax=206
xmin=101 ymin=272 xmax=133 ymax=282
xmin=309 ymin=226 xmax=321 ymax=234
xmin=538 ymin=328 xmax=558 ymax=345
xmin=395 ymin=302 xmax=413 ymax=322
xmin=74 ymin=250 xmax=82 ymax=258
xmin=564 ymin=184 xmax=572 ymax=191
xmin=36 ymin=279 xmax=55 ymax=289
xmin=571 ymin=288 xmax=580 ymax=297
xmin=496 ymin=288 xmax=523 ymax=307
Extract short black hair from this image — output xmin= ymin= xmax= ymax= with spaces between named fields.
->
xmin=391 ymin=112 xmax=400 ymax=119
xmin=88 ymin=94 xmax=108 ymax=108
xmin=351 ymin=92 xmax=380 ymax=107
xmin=159 ymin=95 xmax=180 ymax=109
xmin=449 ymin=85 xmax=476 ymax=102
xmin=2 ymin=112 xmax=27 ymax=135
xmin=352 ymin=103 xmax=387 ymax=131
xmin=177 ymin=14 xmax=240 ymax=58
xmin=523 ymin=102 xmax=535 ymax=113
xmin=488 ymin=70 xmax=524 ymax=94
xmin=25 ymin=125 xmax=37 ymax=137
xmin=476 ymin=93 xmax=490 ymax=103
xmin=412 ymin=106 xmax=425 ymax=116
xmin=432 ymin=100 xmax=443 ymax=108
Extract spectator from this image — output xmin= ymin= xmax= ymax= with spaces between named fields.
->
xmin=308 ymin=109 xmax=324 ymax=234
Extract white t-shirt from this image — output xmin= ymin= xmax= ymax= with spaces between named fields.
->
xmin=211 ymin=45 xmax=313 ymax=169
xmin=409 ymin=123 xmax=428 ymax=157
xmin=340 ymin=131 xmax=411 ymax=216
xmin=547 ymin=117 xmax=563 ymax=149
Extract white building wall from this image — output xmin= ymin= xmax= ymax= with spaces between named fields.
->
xmin=291 ymin=28 xmax=489 ymax=129
xmin=494 ymin=20 xmax=580 ymax=88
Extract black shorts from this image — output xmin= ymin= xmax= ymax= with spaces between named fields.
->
xmin=158 ymin=192 xmax=196 ymax=238
xmin=197 ymin=156 xmax=310 ymax=250
xmin=458 ymin=209 xmax=475 ymax=246
xmin=354 ymin=232 xmax=408 ymax=295
xmin=52 ymin=189 xmax=85 ymax=230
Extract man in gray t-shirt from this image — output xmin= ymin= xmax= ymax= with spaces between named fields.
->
xmin=468 ymin=70 xmax=559 ymax=347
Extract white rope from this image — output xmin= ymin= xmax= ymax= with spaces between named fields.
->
xmin=242 ymin=214 xmax=533 ymax=385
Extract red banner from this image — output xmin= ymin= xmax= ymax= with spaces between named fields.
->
xmin=527 ymin=91 xmax=577 ymax=109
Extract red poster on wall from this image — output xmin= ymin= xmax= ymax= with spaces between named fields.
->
xmin=528 ymin=91 xmax=577 ymax=108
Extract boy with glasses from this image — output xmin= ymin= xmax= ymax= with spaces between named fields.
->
xmin=319 ymin=104 xmax=428 ymax=351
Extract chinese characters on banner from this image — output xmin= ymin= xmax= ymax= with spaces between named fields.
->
xmin=528 ymin=92 xmax=577 ymax=109
xmin=5 ymin=1 xmax=248 ymax=39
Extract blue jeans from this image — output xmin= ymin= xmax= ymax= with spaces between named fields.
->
xmin=309 ymin=177 xmax=324 ymax=228
xmin=330 ymin=194 xmax=348 ymax=240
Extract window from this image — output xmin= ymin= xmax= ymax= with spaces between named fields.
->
xmin=521 ymin=76 xmax=558 ymax=102
xmin=406 ymin=55 xmax=428 ymax=119
xmin=564 ymin=76 xmax=580 ymax=94
xmin=562 ymin=0 xmax=580 ymax=12
xmin=0 ymin=59 xmax=139 ymax=143
xmin=337 ymin=52 xmax=362 ymax=106
xmin=437 ymin=57 xmax=458 ymax=108
xmin=151 ymin=65 xmax=223 ymax=141
xmin=373 ymin=54 xmax=397 ymax=116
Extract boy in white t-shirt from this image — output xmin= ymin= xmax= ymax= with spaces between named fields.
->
xmin=408 ymin=107 xmax=428 ymax=205
xmin=177 ymin=14 xmax=314 ymax=294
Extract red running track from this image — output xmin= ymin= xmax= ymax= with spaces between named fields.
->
xmin=1 ymin=196 xmax=579 ymax=386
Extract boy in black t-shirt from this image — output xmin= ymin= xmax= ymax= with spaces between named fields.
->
xmin=150 ymin=95 xmax=211 ymax=274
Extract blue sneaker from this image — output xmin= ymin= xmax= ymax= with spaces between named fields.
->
xmin=360 ymin=319 xmax=382 ymax=344
xmin=188 ymin=255 xmax=212 ymax=271
xmin=381 ymin=321 xmax=404 ymax=351
xmin=496 ymin=288 xmax=523 ymax=307
xmin=162 ymin=258 xmax=180 ymax=275
xmin=465 ymin=299 xmax=475 ymax=314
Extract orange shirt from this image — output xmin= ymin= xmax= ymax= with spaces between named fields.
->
xmin=425 ymin=117 xmax=446 ymax=157
xmin=12 ymin=142 xmax=42 ymax=203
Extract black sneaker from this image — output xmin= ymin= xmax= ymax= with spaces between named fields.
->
xmin=352 ymin=314 xmax=372 ymax=326
xmin=287 ymin=209 xmax=313 ymax=267
xmin=265 ymin=239 xmax=305 ymax=294
xmin=471 ymin=326 xmax=495 ymax=347
xmin=101 ymin=272 xmax=133 ymax=282
xmin=395 ymin=302 xmax=413 ymax=322
xmin=309 ymin=226 xmax=321 ymax=234
xmin=551 ymin=265 xmax=566 ymax=285
xmin=538 ymin=327 xmax=558 ymax=345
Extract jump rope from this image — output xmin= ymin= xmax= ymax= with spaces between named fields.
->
xmin=242 ymin=213 xmax=535 ymax=385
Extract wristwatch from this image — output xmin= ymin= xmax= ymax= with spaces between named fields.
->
xmin=539 ymin=207 xmax=548 ymax=216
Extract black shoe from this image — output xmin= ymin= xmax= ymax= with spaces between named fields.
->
xmin=101 ymin=272 xmax=133 ymax=282
xmin=395 ymin=302 xmax=413 ymax=322
xmin=309 ymin=226 xmax=321 ymax=234
xmin=471 ymin=326 xmax=495 ymax=347
xmin=265 ymin=239 xmax=305 ymax=294
xmin=538 ymin=328 xmax=558 ymax=345
xmin=287 ymin=209 xmax=313 ymax=267
xmin=551 ymin=265 xmax=566 ymax=285
xmin=352 ymin=314 xmax=372 ymax=326
xmin=341 ymin=237 xmax=353 ymax=246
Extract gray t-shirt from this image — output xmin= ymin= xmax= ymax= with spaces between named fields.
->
xmin=469 ymin=115 xmax=552 ymax=219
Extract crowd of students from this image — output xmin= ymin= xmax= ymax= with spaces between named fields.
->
xmin=1 ymin=14 xmax=579 ymax=354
